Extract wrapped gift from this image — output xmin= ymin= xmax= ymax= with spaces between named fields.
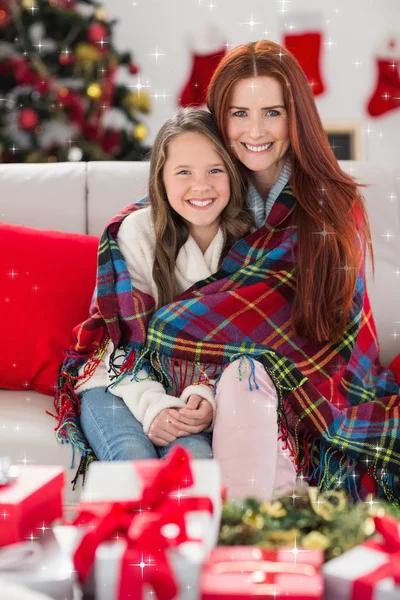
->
xmin=200 ymin=545 xmax=324 ymax=599
xmin=0 ymin=528 xmax=74 ymax=600
xmin=0 ymin=464 xmax=64 ymax=547
xmin=72 ymin=446 xmax=222 ymax=600
xmin=323 ymin=514 xmax=400 ymax=600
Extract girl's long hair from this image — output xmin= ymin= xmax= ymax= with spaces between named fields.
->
xmin=207 ymin=40 xmax=374 ymax=343
xmin=149 ymin=108 xmax=254 ymax=309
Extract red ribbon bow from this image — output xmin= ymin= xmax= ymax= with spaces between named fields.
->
xmin=72 ymin=446 xmax=214 ymax=600
xmin=352 ymin=514 xmax=400 ymax=600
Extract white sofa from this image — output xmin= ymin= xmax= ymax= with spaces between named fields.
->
xmin=0 ymin=161 xmax=399 ymax=505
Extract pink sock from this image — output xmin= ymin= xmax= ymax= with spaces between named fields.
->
xmin=212 ymin=358 xmax=297 ymax=501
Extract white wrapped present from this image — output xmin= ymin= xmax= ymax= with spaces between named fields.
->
xmin=72 ymin=447 xmax=222 ymax=600
xmin=323 ymin=514 xmax=400 ymax=600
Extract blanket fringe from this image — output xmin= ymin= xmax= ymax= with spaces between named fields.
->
xmin=54 ymin=342 xmax=400 ymax=505
xmin=71 ymin=451 xmax=96 ymax=490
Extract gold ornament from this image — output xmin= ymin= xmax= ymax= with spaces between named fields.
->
xmin=87 ymin=83 xmax=102 ymax=100
xmin=25 ymin=152 xmax=44 ymax=163
xmin=95 ymin=7 xmax=108 ymax=21
xmin=22 ymin=0 xmax=36 ymax=9
xmin=133 ymin=123 xmax=148 ymax=141
xmin=75 ymin=43 xmax=102 ymax=63
xmin=301 ymin=531 xmax=330 ymax=551
xmin=260 ymin=501 xmax=287 ymax=519
xmin=122 ymin=90 xmax=151 ymax=113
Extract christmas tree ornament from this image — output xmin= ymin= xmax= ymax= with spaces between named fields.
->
xmin=82 ymin=122 xmax=100 ymax=141
xmin=101 ymin=128 xmax=121 ymax=154
xmin=367 ymin=34 xmax=400 ymax=118
xmin=18 ymin=107 xmax=39 ymax=130
xmin=57 ymin=86 xmax=73 ymax=105
xmin=282 ymin=13 xmax=326 ymax=96
xmin=86 ymin=82 xmax=102 ymax=99
xmin=21 ymin=0 xmax=37 ymax=10
xmin=95 ymin=7 xmax=107 ymax=21
xmin=133 ymin=123 xmax=148 ymax=140
xmin=35 ymin=77 xmax=51 ymax=95
xmin=179 ymin=23 xmax=227 ymax=107
xmin=59 ymin=48 xmax=75 ymax=66
xmin=129 ymin=62 xmax=139 ymax=75
xmin=68 ymin=146 xmax=83 ymax=161
xmin=0 ymin=5 xmax=10 ymax=29
xmin=86 ymin=22 xmax=107 ymax=45
xmin=122 ymin=90 xmax=150 ymax=113
xmin=75 ymin=42 xmax=102 ymax=64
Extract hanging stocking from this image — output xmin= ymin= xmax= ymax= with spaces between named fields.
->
xmin=178 ymin=23 xmax=227 ymax=107
xmin=282 ymin=13 xmax=326 ymax=96
xmin=367 ymin=36 xmax=400 ymax=117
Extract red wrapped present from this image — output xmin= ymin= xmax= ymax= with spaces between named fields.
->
xmin=0 ymin=465 xmax=64 ymax=547
xmin=323 ymin=514 xmax=400 ymax=600
xmin=200 ymin=545 xmax=323 ymax=599
xmin=71 ymin=446 xmax=222 ymax=600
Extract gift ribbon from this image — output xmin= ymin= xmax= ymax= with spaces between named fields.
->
xmin=352 ymin=514 xmax=400 ymax=600
xmin=72 ymin=446 xmax=214 ymax=600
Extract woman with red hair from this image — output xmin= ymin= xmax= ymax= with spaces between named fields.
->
xmin=169 ymin=40 xmax=400 ymax=504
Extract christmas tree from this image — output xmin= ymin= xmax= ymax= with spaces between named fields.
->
xmin=0 ymin=0 xmax=151 ymax=163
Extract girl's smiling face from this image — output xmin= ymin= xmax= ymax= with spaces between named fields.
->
xmin=226 ymin=76 xmax=290 ymax=180
xmin=163 ymin=131 xmax=230 ymax=246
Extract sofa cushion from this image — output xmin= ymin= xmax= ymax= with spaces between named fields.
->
xmin=0 ymin=388 xmax=81 ymax=506
xmin=87 ymin=161 xmax=150 ymax=237
xmin=0 ymin=162 xmax=87 ymax=234
xmin=0 ymin=222 xmax=99 ymax=396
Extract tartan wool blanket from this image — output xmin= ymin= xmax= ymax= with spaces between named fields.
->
xmin=53 ymin=185 xmax=400 ymax=502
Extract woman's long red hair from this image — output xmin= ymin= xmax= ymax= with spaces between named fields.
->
xmin=207 ymin=40 xmax=374 ymax=343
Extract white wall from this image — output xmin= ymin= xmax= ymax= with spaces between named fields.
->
xmin=103 ymin=0 xmax=400 ymax=168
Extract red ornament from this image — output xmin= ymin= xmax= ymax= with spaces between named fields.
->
xmin=57 ymin=87 xmax=76 ymax=106
xmin=0 ymin=7 xmax=10 ymax=28
xmin=35 ymin=78 xmax=51 ymax=94
xmin=129 ymin=62 xmax=139 ymax=75
xmin=59 ymin=52 xmax=75 ymax=66
xmin=101 ymin=128 xmax=122 ymax=154
xmin=86 ymin=23 xmax=107 ymax=45
xmin=13 ymin=58 xmax=36 ymax=85
xmin=18 ymin=108 xmax=39 ymax=130
xmin=82 ymin=123 xmax=100 ymax=142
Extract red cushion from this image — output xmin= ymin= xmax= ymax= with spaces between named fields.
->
xmin=389 ymin=354 xmax=400 ymax=385
xmin=0 ymin=222 xmax=99 ymax=396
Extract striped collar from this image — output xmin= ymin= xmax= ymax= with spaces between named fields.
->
xmin=247 ymin=159 xmax=292 ymax=229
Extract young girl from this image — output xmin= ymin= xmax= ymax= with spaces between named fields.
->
xmin=56 ymin=108 xmax=277 ymax=474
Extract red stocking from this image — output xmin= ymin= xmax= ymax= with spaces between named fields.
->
xmin=179 ymin=48 xmax=226 ymax=107
xmin=283 ymin=31 xmax=326 ymax=96
xmin=367 ymin=58 xmax=400 ymax=117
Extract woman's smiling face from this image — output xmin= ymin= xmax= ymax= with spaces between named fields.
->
xmin=226 ymin=76 xmax=290 ymax=178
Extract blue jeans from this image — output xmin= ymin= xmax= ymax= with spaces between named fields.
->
xmin=78 ymin=386 xmax=213 ymax=461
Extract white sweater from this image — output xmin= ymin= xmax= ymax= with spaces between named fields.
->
xmin=76 ymin=206 xmax=224 ymax=433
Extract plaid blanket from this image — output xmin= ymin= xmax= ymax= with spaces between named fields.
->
xmin=53 ymin=185 xmax=400 ymax=502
